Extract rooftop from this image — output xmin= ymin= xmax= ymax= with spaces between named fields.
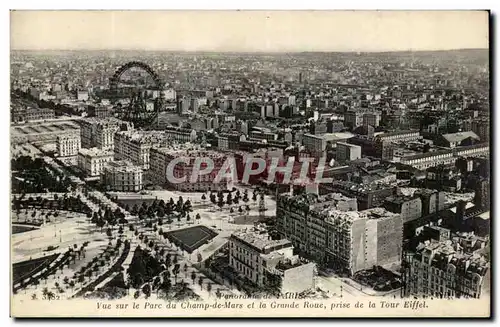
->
xmin=78 ymin=147 xmax=113 ymax=157
xmin=232 ymin=230 xmax=292 ymax=253
xmin=442 ymin=131 xmax=480 ymax=143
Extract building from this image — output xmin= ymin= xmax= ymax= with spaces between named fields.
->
xmin=362 ymin=112 xmax=381 ymax=128
xmin=164 ymin=126 xmax=197 ymax=143
xmin=102 ymin=160 xmax=143 ymax=192
xmin=229 ymin=227 xmax=316 ymax=294
xmin=95 ymin=119 xmax=121 ymax=151
xmin=414 ymin=189 xmax=446 ymax=217
xmin=436 ymin=131 xmax=480 ymax=148
xmin=344 ymin=111 xmax=364 ymax=129
xmin=336 ymin=142 xmax=362 ymax=163
xmin=11 ymin=106 xmax=55 ymax=123
xmin=400 ymin=144 xmax=489 ymax=170
xmin=56 ymin=134 xmax=81 ymax=157
xmin=400 ymin=150 xmax=455 ymax=170
xmin=88 ymin=105 xmax=111 ymax=119
xmin=78 ymin=118 xmax=131 ymax=150
xmin=217 ymin=132 xmax=245 ymax=151
xmin=384 ymin=195 xmax=423 ymax=223
xmin=406 ymin=240 xmax=489 ymax=299
xmin=471 ymin=118 xmax=490 ymax=142
xmin=276 ymin=194 xmax=403 ymax=275
xmin=250 ymin=130 xmax=278 ymax=142
xmin=77 ymin=90 xmax=89 ymax=101
xmin=77 ymin=148 xmax=114 ymax=177
xmin=114 ymin=130 xmax=166 ymax=170
xmin=326 ymin=181 xmax=395 ymax=210
xmin=149 ymin=147 xmax=232 ymax=191
xmin=374 ymin=130 xmax=421 ymax=144
xmin=324 ymin=208 xmax=403 ymax=274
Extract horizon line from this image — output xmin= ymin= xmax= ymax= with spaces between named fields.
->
xmin=10 ymin=47 xmax=489 ymax=53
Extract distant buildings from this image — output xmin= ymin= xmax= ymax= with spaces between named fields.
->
xmin=229 ymin=228 xmax=316 ymax=294
xmin=336 ymin=142 xmax=362 ymax=163
xmin=11 ymin=107 xmax=55 ymax=123
xmin=400 ymin=144 xmax=489 ymax=170
xmin=164 ymin=126 xmax=197 ymax=143
xmin=88 ymin=105 xmax=111 ymax=119
xmin=436 ymin=131 xmax=480 ymax=148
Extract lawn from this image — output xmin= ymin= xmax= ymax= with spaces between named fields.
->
xmin=12 ymin=225 xmax=38 ymax=234
xmin=12 ymin=253 xmax=59 ymax=285
xmin=166 ymin=226 xmax=218 ymax=254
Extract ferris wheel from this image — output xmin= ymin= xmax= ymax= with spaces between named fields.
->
xmin=109 ymin=61 xmax=165 ymax=128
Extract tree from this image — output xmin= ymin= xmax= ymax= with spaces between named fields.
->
xmin=97 ymin=218 xmax=105 ymax=232
xmin=172 ymin=264 xmax=180 ymax=282
xmin=217 ymin=197 xmax=224 ymax=210
xmin=226 ymin=193 xmax=233 ymax=206
xmin=176 ymin=196 xmax=184 ymax=212
xmin=91 ymin=212 xmax=99 ymax=224
xmin=118 ymin=226 xmax=124 ymax=236
xmin=131 ymin=204 xmax=139 ymax=215
xmin=106 ymin=228 xmax=112 ymax=237
xmin=238 ymin=206 xmax=243 ymax=213
xmin=157 ymin=206 xmax=165 ymax=219
xmin=183 ymin=199 xmax=192 ymax=213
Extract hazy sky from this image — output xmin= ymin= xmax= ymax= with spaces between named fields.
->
xmin=10 ymin=11 xmax=489 ymax=52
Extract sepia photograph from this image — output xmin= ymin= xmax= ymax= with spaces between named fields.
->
xmin=8 ymin=10 xmax=491 ymax=318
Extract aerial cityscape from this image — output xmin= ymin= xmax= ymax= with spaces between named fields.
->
xmin=10 ymin=11 xmax=490 ymax=313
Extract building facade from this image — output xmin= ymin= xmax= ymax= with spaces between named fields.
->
xmin=77 ymin=148 xmax=114 ymax=177
xmin=336 ymin=142 xmax=362 ymax=163
xmin=406 ymin=240 xmax=489 ymax=299
xmin=229 ymin=228 xmax=316 ymax=294
xmin=102 ymin=160 xmax=143 ymax=192
xmin=56 ymin=133 xmax=81 ymax=157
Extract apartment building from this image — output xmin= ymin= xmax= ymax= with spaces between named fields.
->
xmin=276 ymin=193 xmax=403 ymax=275
xmin=229 ymin=228 xmax=316 ymax=294
xmin=114 ymin=130 xmax=166 ymax=170
xmin=406 ymin=240 xmax=489 ymax=299
xmin=56 ymin=133 xmax=81 ymax=157
xmin=77 ymin=147 xmax=114 ymax=177
xmin=102 ymin=160 xmax=143 ymax=192
xmin=326 ymin=181 xmax=395 ymax=210
xmin=95 ymin=119 xmax=121 ymax=151
xmin=149 ymin=147 xmax=233 ymax=191
xmin=384 ymin=195 xmax=423 ymax=223
xmin=164 ymin=126 xmax=197 ymax=143
xmin=336 ymin=142 xmax=362 ymax=163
